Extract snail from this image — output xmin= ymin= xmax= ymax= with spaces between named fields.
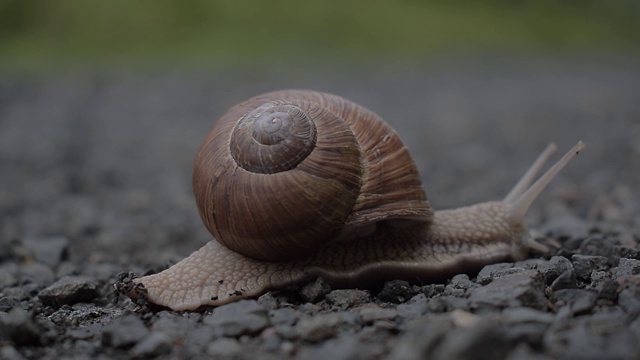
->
xmin=124 ymin=90 xmax=585 ymax=311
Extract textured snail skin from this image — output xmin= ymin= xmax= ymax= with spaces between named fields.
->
xmin=130 ymin=202 xmax=524 ymax=311
xmin=125 ymin=90 xmax=585 ymax=311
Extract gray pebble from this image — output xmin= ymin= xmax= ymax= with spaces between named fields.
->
xmin=207 ymin=337 xmax=242 ymax=358
xmin=38 ymin=276 xmax=99 ymax=308
xmin=0 ymin=297 xmax=21 ymax=312
xmin=23 ymin=236 xmax=69 ymax=267
xmin=0 ymin=345 xmax=26 ymax=360
xmin=298 ymin=336 xmax=375 ymax=360
xmin=433 ymin=319 xmax=510 ymax=360
xmin=541 ymin=256 xmax=574 ymax=285
xmin=613 ymin=246 xmax=640 ymax=261
xmin=501 ymin=307 xmax=555 ymax=325
xmin=299 ymin=277 xmax=331 ymax=303
xmin=256 ymin=292 xmax=278 ymax=310
xmin=552 ymin=289 xmax=597 ymax=316
xmin=388 ymin=315 xmax=453 ymax=359
xmin=447 ymin=274 xmax=479 ymax=290
xmin=618 ymin=288 xmax=640 ymax=317
xmin=468 ymin=270 xmax=547 ymax=310
xmin=203 ymin=299 xmax=269 ymax=337
xmin=613 ymin=258 xmax=640 ymax=279
xmin=595 ymin=279 xmax=618 ymax=301
xmin=269 ymin=307 xmax=299 ymax=326
xmin=397 ymin=293 xmax=429 ymax=318
xmin=295 ymin=312 xmax=361 ymax=342
xmin=129 ymin=331 xmax=171 ymax=358
xmin=550 ymin=269 xmax=577 ymax=290
xmin=102 ymin=314 xmax=148 ymax=349
xmin=0 ymin=308 xmax=41 ymax=346
xmin=571 ymin=254 xmax=608 ymax=281
xmin=0 ymin=266 xmax=18 ymax=288
xmin=579 ymin=234 xmax=614 ymax=258
xmin=325 ymin=289 xmax=370 ymax=309
xmin=358 ymin=305 xmax=397 ymax=323
xmin=476 ymin=262 xmax=515 ymax=285
xmin=377 ymin=280 xmax=417 ymax=303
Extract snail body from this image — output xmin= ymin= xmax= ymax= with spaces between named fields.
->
xmin=127 ymin=90 xmax=585 ymax=311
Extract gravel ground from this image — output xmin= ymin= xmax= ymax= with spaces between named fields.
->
xmin=1 ymin=58 xmax=639 ymax=359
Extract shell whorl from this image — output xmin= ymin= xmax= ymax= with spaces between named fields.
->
xmin=193 ymin=90 xmax=432 ymax=261
xmin=230 ymin=103 xmax=317 ymax=174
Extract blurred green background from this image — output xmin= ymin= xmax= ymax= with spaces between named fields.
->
xmin=0 ymin=0 xmax=639 ymax=71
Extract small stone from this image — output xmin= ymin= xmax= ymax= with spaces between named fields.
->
xmin=388 ymin=315 xmax=453 ymax=359
xmin=618 ymin=288 xmax=640 ymax=317
xmin=207 ymin=337 xmax=242 ymax=358
xmin=468 ymin=270 xmax=547 ymax=310
xmin=23 ymin=236 xmax=69 ymax=267
xmin=378 ymin=280 xmax=417 ymax=303
xmin=550 ymin=269 xmax=577 ymax=290
xmin=397 ymin=293 xmax=429 ymax=318
xmin=541 ymin=256 xmax=574 ymax=285
xmin=257 ymin=292 xmax=278 ymax=310
xmin=595 ymin=279 xmax=618 ymax=301
xmin=130 ymin=331 xmax=171 ymax=358
xmin=447 ymin=274 xmax=479 ymax=291
xmin=295 ymin=312 xmax=361 ymax=342
xmin=358 ymin=305 xmax=397 ymax=323
xmin=38 ymin=276 xmax=99 ymax=308
xmin=297 ymin=336 xmax=365 ymax=360
xmin=0 ymin=266 xmax=17 ymax=288
xmin=613 ymin=246 xmax=640 ymax=261
xmin=590 ymin=270 xmax=609 ymax=288
xmin=102 ymin=314 xmax=148 ymax=349
xmin=203 ymin=299 xmax=269 ymax=337
xmin=613 ymin=258 xmax=640 ymax=279
xmin=0 ymin=297 xmax=21 ymax=312
xmin=476 ymin=263 xmax=516 ymax=285
xmin=325 ymin=289 xmax=370 ymax=309
xmin=433 ymin=319 xmax=511 ymax=360
xmin=579 ymin=233 xmax=614 ymax=258
xmin=552 ymin=289 xmax=597 ymax=315
xmin=0 ymin=345 xmax=25 ymax=360
xmin=299 ymin=277 xmax=331 ymax=303
xmin=501 ymin=307 xmax=555 ymax=324
xmin=269 ymin=308 xmax=300 ymax=326
xmin=571 ymin=255 xmax=608 ymax=281
xmin=0 ymin=308 xmax=41 ymax=346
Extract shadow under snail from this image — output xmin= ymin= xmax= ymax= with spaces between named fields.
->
xmin=124 ymin=89 xmax=585 ymax=311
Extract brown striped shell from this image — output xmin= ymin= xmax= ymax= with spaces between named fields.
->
xmin=192 ymin=90 xmax=433 ymax=261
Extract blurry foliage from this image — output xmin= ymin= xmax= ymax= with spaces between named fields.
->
xmin=0 ymin=0 xmax=638 ymax=70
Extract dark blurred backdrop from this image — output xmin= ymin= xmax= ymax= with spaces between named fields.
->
xmin=0 ymin=0 xmax=638 ymax=71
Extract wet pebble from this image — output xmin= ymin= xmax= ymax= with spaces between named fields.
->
xmin=325 ymin=289 xmax=370 ymax=309
xmin=468 ymin=270 xmax=547 ymax=310
xmin=571 ymin=255 xmax=608 ymax=281
xmin=397 ymin=293 xmax=429 ymax=318
xmin=299 ymin=277 xmax=331 ymax=303
xmin=203 ymin=299 xmax=270 ymax=337
xmin=0 ymin=308 xmax=42 ymax=346
xmin=476 ymin=263 xmax=518 ymax=285
xmin=129 ymin=331 xmax=172 ymax=358
xmin=206 ymin=337 xmax=242 ymax=358
xmin=541 ymin=256 xmax=574 ymax=285
xmin=295 ymin=312 xmax=361 ymax=342
xmin=433 ymin=319 xmax=510 ymax=360
xmin=377 ymin=280 xmax=417 ymax=303
xmin=552 ymin=289 xmax=597 ymax=315
xmin=612 ymin=258 xmax=640 ymax=279
xmin=102 ymin=314 xmax=149 ymax=349
xmin=38 ymin=276 xmax=99 ymax=308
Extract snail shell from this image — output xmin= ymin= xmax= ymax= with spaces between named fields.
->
xmin=193 ymin=90 xmax=432 ymax=261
